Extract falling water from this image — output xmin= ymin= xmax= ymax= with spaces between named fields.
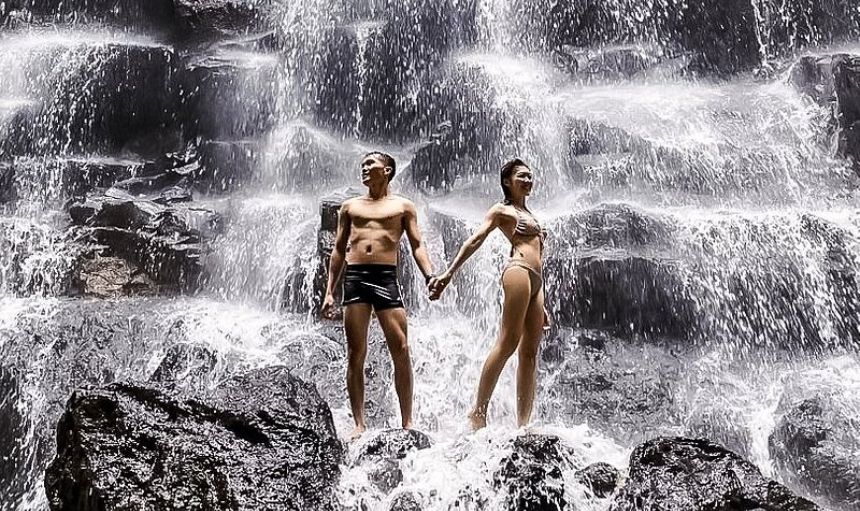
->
xmin=1 ymin=0 xmax=860 ymax=510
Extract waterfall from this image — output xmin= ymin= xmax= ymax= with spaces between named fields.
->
xmin=1 ymin=0 xmax=860 ymax=510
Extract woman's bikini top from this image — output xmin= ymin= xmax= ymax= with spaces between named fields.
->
xmin=512 ymin=207 xmax=547 ymax=244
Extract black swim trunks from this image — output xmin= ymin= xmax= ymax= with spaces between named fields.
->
xmin=342 ymin=264 xmax=404 ymax=311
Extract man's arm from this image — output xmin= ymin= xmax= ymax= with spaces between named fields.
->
xmin=322 ymin=201 xmax=350 ymax=317
xmin=403 ymin=200 xmax=434 ymax=282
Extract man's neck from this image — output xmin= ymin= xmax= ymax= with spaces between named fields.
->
xmin=366 ymin=183 xmax=390 ymax=200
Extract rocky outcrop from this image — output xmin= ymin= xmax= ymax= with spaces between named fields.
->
xmin=542 ymin=331 xmax=684 ymax=444
xmin=0 ymin=366 xmax=27 ymax=505
xmin=575 ymin=462 xmax=620 ymax=498
xmin=72 ymin=253 xmax=156 ymax=297
xmin=45 ymin=366 xmax=344 ymax=511
xmin=769 ymin=396 xmax=860 ymax=511
xmin=611 ymin=437 xmax=820 ymax=510
xmin=354 ymin=429 xmax=432 ymax=494
xmin=791 ymin=53 xmax=860 ymax=175
xmin=149 ymin=343 xmax=218 ymax=387
xmin=174 ymin=0 xmax=275 ymax=41
xmin=493 ymin=434 xmax=577 ymax=511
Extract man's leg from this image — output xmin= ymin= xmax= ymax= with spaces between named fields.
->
xmin=344 ymin=303 xmax=373 ymax=440
xmin=376 ymin=307 xmax=413 ymax=429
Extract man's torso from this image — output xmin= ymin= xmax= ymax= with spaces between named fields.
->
xmin=345 ymin=196 xmax=407 ymax=265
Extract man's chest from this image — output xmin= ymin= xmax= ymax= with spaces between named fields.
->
xmin=350 ymin=204 xmax=404 ymax=227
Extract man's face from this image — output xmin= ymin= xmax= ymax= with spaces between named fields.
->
xmin=360 ymin=154 xmax=389 ymax=186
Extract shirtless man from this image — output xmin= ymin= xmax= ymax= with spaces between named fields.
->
xmin=321 ymin=152 xmax=434 ymax=440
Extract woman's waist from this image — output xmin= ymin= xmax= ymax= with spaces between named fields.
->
xmin=505 ymin=255 xmax=543 ymax=272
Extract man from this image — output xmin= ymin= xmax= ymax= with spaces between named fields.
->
xmin=321 ymin=152 xmax=434 ymax=440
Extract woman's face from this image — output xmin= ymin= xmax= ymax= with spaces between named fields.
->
xmin=507 ymin=165 xmax=534 ymax=197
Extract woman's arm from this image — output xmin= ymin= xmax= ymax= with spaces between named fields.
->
xmin=429 ymin=205 xmax=502 ymax=298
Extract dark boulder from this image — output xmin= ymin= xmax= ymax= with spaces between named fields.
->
xmin=575 ymin=462 xmax=620 ymax=498
xmin=20 ymin=0 xmax=175 ymax=28
xmin=180 ymin=49 xmax=278 ymax=140
xmin=493 ymin=434 xmax=577 ymax=511
xmin=769 ymin=396 xmax=860 ymax=510
xmin=611 ymin=437 xmax=820 ymax=511
xmin=26 ymin=42 xmax=178 ymax=154
xmin=354 ymin=429 xmax=432 ymax=494
xmin=356 ymin=428 xmax=432 ymax=465
xmin=72 ymin=253 xmax=156 ymax=297
xmin=197 ymin=139 xmax=260 ymax=192
xmin=149 ymin=343 xmax=218 ymax=387
xmin=541 ymin=331 xmax=685 ymax=444
xmin=0 ymin=162 xmax=15 ymax=202
xmin=685 ymin=407 xmax=753 ymax=460
xmin=671 ymin=0 xmax=762 ymax=74
xmin=70 ymin=192 xmax=221 ymax=292
xmin=389 ymin=491 xmax=422 ymax=511
xmin=312 ymin=1 xmax=477 ymax=140
xmin=0 ymin=365 xmax=28 ymax=505
xmin=757 ymin=0 xmax=860 ymax=55
xmin=790 ymin=54 xmax=860 ymax=175
xmin=45 ymin=366 xmax=344 ymax=511
xmin=174 ymin=0 xmax=275 ymax=41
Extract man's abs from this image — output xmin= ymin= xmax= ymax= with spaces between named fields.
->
xmin=346 ymin=229 xmax=402 ymax=265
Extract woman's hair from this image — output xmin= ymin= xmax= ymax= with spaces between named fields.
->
xmin=500 ymin=158 xmax=528 ymax=203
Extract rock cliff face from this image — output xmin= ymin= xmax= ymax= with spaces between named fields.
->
xmin=45 ymin=366 xmax=344 ymax=511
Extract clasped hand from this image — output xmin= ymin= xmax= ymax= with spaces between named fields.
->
xmin=427 ymin=272 xmax=451 ymax=301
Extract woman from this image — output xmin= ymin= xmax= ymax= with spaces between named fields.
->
xmin=429 ymin=158 xmax=549 ymax=430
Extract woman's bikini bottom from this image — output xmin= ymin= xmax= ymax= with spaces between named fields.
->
xmin=501 ymin=259 xmax=543 ymax=299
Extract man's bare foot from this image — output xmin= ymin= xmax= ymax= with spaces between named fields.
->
xmin=468 ymin=410 xmax=487 ymax=431
xmin=348 ymin=424 xmax=367 ymax=441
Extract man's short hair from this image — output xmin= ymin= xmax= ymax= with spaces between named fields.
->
xmin=366 ymin=151 xmax=396 ymax=182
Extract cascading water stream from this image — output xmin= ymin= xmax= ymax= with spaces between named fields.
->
xmin=1 ymin=0 xmax=859 ymax=510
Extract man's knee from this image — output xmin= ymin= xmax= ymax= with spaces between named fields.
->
xmin=347 ymin=344 xmax=367 ymax=365
xmin=387 ymin=336 xmax=410 ymax=360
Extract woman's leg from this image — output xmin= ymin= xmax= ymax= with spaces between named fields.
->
xmin=517 ymin=287 xmax=545 ymax=427
xmin=469 ymin=267 xmax=531 ymax=430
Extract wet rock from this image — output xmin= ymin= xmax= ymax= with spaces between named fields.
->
xmin=834 ymin=55 xmax=860 ymax=175
xmin=313 ymin=2 xmax=477 ymax=139
xmin=542 ymin=332 xmax=684 ymax=444
xmin=671 ymin=0 xmax=761 ymax=74
xmin=545 ymin=253 xmax=693 ymax=338
xmin=28 ymin=43 xmax=178 ymax=154
xmin=149 ymin=343 xmax=217 ymax=385
xmin=389 ymin=491 xmax=422 ymax=511
xmin=356 ymin=429 xmax=432 ymax=465
xmin=556 ymin=44 xmax=684 ymax=83
xmin=769 ymin=395 xmax=860 ymax=511
xmin=0 ymin=162 xmax=15 ymax=202
xmin=72 ymin=253 xmax=156 ymax=297
xmin=611 ymin=437 xmax=819 ymax=511
xmin=575 ymin=462 xmax=620 ymax=498
xmin=21 ymin=0 xmax=175 ymax=28
xmin=351 ymin=430 xmax=431 ymax=493
xmin=180 ymin=49 xmax=278 ymax=140
xmin=197 ymin=139 xmax=260 ymax=192
xmin=686 ymin=407 xmax=753 ymax=459
xmin=174 ymin=0 xmax=275 ymax=41
xmin=757 ymin=0 xmax=860 ymax=53
xmin=45 ymin=366 xmax=344 ymax=511
xmin=448 ymin=485 xmax=487 ymax=511
xmin=790 ymin=54 xmax=860 ymax=175
xmin=0 ymin=365 xmax=27 ymax=504
xmin=71 ymin=193 xmax=221 ymax=292
xmin=493 ymin=434 xmax=577 ymax=511
xmin=0 ymin=98 xmax=38 ymax=158
xmin=410 ymin=65 xmax=509 ymax=193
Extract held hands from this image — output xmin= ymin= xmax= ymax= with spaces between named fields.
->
xmin=427 ymin=271 xmax=452 ymax=301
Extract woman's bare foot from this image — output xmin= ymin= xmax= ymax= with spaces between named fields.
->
xmin=468 ymin=409 xmax=487 ymax=431
xmin=402 ymin=420 xmax=413 ymax=430
xmin=348 ymin=424 xmax=367 ymax=441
